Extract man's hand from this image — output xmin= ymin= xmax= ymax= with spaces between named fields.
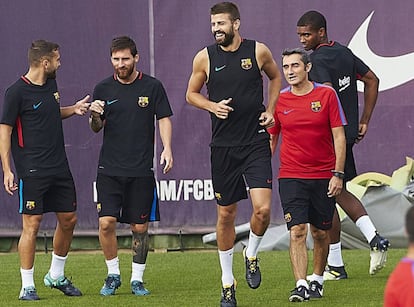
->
xmin=74 ymin=95 xmax=91 ymax=116
xmin=89 ymin=100 xmax=105 ymax=117
xmin=160 ymin=149 xmax=173 ymax=174
xmin=327 ymin=176 xmax=343 ymax=198
xmin=3 ymin=171 xmax=17 ymax=195
xmin=212 ymin=98 xmax=233 ymax=120
xmin=259 ymin=111 xmax=275 ymax=128
xmin=356 ymin=123 xmax=368 ymax=143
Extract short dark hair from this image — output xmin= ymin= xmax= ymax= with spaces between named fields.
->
xmin=110 ymin=36 xmax=138 ymax=57
xmin=406 ymin=206 xmax=414 ymax=243
xmin=282 ymin=48 xmax=310 ymax=65
xmin=28 ymin=40 xmax=59 ymax=65
xmin=210 ymin=2 xmax=240 ymax=21
xmin=297 ymin=10 xmax=327 ymax=32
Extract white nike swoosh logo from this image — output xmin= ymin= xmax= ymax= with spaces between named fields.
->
xmin=215 ymin=65 xmax=226 ymax=72
xmin=348 ymin=11 xmax=414 ymax=92
xmin=283 ymin=109 xmax=294 ymax=114
xmin=106 ymin=99 xmax=118 ymax=105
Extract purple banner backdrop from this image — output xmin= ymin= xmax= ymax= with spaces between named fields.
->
xmin=0 ymin=0 xmax=413 ymax=235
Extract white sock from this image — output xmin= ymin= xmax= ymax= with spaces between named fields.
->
xmin=245 ymin=230 xmax=263 ymax=258
xmin=106 ymin=257 xmax=120 ymax=275
xmin=327 ymin=242 xmax=344 ymax=267
xmin=296 ymin=279 xmax=308 ymax=289
xmin=218 ymin=248 xmax=234 ymax=286
xmin=355 ymin=215 xmax=377 ymax=243
xmin=49 ymin=252 xmax=67 ymax=279
xmin=308 ymin=273 xmax=324 ymax=285
xmin=131 ymin=262 xmax=146 ymax=283
xmin=20 ymin=267 xmax=35 ymax=289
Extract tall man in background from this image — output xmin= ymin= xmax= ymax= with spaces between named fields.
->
xmin=186 ymin=2 xmax=281 ymax=306
xmin=89 ymin=36 xmax=173 ymax=297
xmin=296 ymin=10 xmax=389 ymax=279
xmin=0 ymin=40 xmax=90 ymax=300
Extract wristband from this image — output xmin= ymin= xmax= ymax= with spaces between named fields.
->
xmin=331 ymin=170 xmax=345 ymax=179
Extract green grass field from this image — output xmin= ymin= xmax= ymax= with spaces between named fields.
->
xmin=0 ymin=248 xmax=405 ymax=306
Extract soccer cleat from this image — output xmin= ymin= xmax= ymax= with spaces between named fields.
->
xmin=19 ymin=286 xmax=40 ymax=300
xmin=131 ymin=280 xmax=150 ymax=296
xmin=100 ymin=274 xmax=121 ymax=296
xmin=369 ymin=233 xmax=390 ymax=275
xmin=323 ymin=265 xmax=348 ymax=280
xmin=243 ymin=247 xmax=261 ymax=289
xmin=289 ymin=286 xmax=310 ymax=302
xmin=308 ymin=281 xmax=323 ymax=298
xmin=220 ymin=282 xmax=237 ymax=307
xmin=44 ymin=272 xmax=82 ymax=296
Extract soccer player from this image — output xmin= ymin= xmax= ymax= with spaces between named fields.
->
xmin=296 ymin=10 xmax=390 ymax=279
xmin=186 ymin=2 xmax=281 ymax=306
xmin=0 ymin=40 xmax=90 ymax=300
xmin=269 ymin=48 xmax=346 ymax=302
xmin=89 ymin=36 xmax=173 ymax=297
xmin=384 ymin=206 xmax=414 ymax=306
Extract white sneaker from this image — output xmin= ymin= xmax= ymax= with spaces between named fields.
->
xmin=369 ymin=233 xmax=390 ymax=275
xmin=369 ymin=249 xmax=387 ymax=275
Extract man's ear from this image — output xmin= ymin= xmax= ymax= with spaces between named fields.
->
xmin=233 ymin=19 xmax=240 ymax=31
xmin=305 ymin=62 xmax=312 ymax=72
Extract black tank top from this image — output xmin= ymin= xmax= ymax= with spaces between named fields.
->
xmin=206 ymin=39 xmax=268 ymax=147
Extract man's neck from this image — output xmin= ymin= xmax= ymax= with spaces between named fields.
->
xmin=117 ymin=70 xmax=138 ymax=84
xmin=291 ymin=80 xmax=313 ymax=96
xmin=219 ymin=35 xmax=242 ymax=52
xmin=25 ymin=68 xmax=47 ymax=86
xmin=406 ymin=245 xmax=414 ymax=259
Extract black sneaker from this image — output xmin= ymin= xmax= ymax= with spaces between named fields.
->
xmin=309 ymin=281 xmax=323 ymax=298
xmin=44 ymin=272 xmax=82 ymax=296
xmin=220 ymin=283 xmax=237 ymax=307
xmin=243 ymin=247 xmax=261 ymax=289
xmin=369 ymin=233 xmax=390 ymax=275
xmin=19 ymin=286 xmax=40 ymax=300
xmin=289 ymin=286 xmax=309 ymax=302
xmin=323 ymin=265 xmax=348 ymax=280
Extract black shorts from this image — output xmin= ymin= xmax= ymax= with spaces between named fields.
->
xmin=96 ymin=174 xmax=160 ymax=224
xmin=344 ymin=143 xmax=357 ymax=182
xmin=211 ymin=142 xmax=272 ymax=206
xmin=278 ymin=178 xmax=335 ymax=230
xmin=18 ymin=171 xmax=77 ymax=215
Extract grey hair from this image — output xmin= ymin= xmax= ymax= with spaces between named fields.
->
xmin=282 ymin=48 xmax=310 ymax=65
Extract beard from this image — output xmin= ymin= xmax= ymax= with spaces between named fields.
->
xmin=46 ymin=69 xmax=57 ymax=79
xmin=214 ymin=30 xmax=235 ymax=47
xmin=116 ymin=66 xmax=134 ymax=80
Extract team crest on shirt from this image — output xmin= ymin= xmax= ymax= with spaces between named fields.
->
xmin=26 ymin=201 xmax=36 ymax=210
xmin=137 ymin=96 xmax=149 ymax=107
xmin=96 ymin=203 xmax=101 ymax=213
xmin=310 ymin=101 xmax=321 ymax=112
xmin=53 ymin=92 xmax=60 ymax=104
xmin=215 ymin=192 xmax=222 ymax=201
xmin=240 ymin=58 xmax=252 ymax=70
xmin=284 ymin=212 xmax=292 ymax=223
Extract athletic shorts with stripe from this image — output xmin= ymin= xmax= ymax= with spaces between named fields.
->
xmin=18 ymin=171 xmax=77 ymax=215
xmin=96 ymin=174 xmax=160 ymax=224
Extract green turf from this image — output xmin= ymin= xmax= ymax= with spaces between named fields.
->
xmin=0 ymin=248 xmax=405 ymax=306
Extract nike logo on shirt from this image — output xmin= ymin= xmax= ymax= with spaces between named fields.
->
xmin=106 ymin=99 xmax=118 ymax=105
xmin=33 ymin=102 xmax=42 ymax=110
xmin=215 ymin=65 xmax=226 ymax=72
xmin=283 ymin=109 xmax=294 ymax=115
